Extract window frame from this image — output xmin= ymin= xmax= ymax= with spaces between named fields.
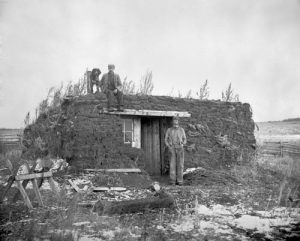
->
xmin=123 ymin=118 xmax=134 ymax=145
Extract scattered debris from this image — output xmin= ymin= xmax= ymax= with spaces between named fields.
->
xmin=92 ymin=187 xmax=110 ymax=192
xmin=85 ymin=168 xmax=142 ymax=173
xmin=183 ymin=167 xmax=206 ymax=175
xmin=149 ymin=181 xmax=161 ymax=192
xmin=72 ymin=221 xmax=91 ymax=227
xmin=93 ymin=187 xmax=127 ymax=192
xmin=68 ymin=180 xmax=82 ymax=193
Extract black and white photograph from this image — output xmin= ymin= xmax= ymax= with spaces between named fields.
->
xmin=0 ymin=0 xmax=299 ymax=240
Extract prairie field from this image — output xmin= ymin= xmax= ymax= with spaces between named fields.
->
xmin=256 ymin=121 xmax=300 ymax=143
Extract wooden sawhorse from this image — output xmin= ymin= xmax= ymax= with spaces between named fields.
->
xmin=1 ymin=160 xmax=58 ymax=209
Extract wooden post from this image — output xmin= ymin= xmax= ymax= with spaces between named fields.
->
xmin=5 ymin=159 xmax=13 ymax=173
xmin=0 ymin=160 xmax=14 ymax=203
xmin=16 ymin=181 xmax=33 ymax=209
xmin=280 ymin=141 xmax=283 ymax=157
xmin=32 ymin=179 xmax=44 ymax=206
xmin=0 ymin=176 xmax=14 ymax=203
xmin=86 ymin=70 xmax=92 ymax=94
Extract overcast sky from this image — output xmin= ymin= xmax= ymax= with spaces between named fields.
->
xmin=0 ymin=0 xmax=300 ymax=128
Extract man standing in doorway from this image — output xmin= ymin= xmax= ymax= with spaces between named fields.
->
xmin=100 ymin=64 xmax=124 ymax=112
xmin=165 ymin=117 xmax=187 ymax=185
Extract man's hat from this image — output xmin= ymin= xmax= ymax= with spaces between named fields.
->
xmin=108 ymin=64 xmax=115 ymax=70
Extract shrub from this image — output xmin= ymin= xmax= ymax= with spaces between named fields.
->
xmin=221 ymin=83 xmax=239 ymax=102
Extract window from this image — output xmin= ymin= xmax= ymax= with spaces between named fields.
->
xmin=123 ymin=119 xmax=133 ymax=144
xmin=122 ymin=118 xmax=141 ymax=148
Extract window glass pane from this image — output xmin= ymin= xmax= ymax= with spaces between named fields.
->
xmin=125 ymin=132 xmax=132 ymax=143
xmin=124 ymin=119 xmax=132 ymax=131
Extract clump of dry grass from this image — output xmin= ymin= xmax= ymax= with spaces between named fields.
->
xmin=0 ymin=150 xmax=25 ymax=173
xmin=231 ymin=149 xmax=300 ymax=208
xmin=257 ymin=155 xmax=300 ymax=179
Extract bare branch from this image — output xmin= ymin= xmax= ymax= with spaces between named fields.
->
xmin=196 ymin=79 xmax=209 ymax=100
xmin=221 ymin=83 xmax=239 ymax=102
xmin=122 ymin=77 xmax=136 ymax=95
xmin=138 ymin=70 xmax=154 ymax=95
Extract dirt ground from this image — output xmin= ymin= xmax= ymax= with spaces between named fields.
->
xmin=0 ymin=160 xmax=299 ymax=241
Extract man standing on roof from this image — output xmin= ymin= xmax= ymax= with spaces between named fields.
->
xmin=100 ymin=64 xmax=124 ymax=112
xmin=165 ymin=117 xmax=187 ymax=185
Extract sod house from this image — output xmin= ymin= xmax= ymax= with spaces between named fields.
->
xmin=23 ymin=93 xmax=256 ymax=175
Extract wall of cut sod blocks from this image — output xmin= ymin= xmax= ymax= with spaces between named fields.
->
xmin=22 ymin=93 xmax=256 ymax=170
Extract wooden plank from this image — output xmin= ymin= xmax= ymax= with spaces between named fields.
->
xmin=133 ymin=117 xmax=141 ymax=148
xmin=142 ymin=119 xmax=150 ymax=174
xmin=86 ymin=70 xmax=92 ymax=94
xmin=0 ymin=138 xmax=20 ymax=141
xmin=283 ymin=148 xmax=300 ymax=153
xmin=283 ymin=150 xmax=300 ymax=155
xmin=160 ymin=119 xmax=165 ymax=175
xmin=16 ymin=181 xmax=33 ymax=209
xmin=263 ymin=144 xmax=280 ymax=148
xmin=148 ymin=119 xmax=154 ymax=174
xmin=283 ymin=143 xmax=300 ymax=148
xmin=32 ymin=179 xmax=44 ymax=206
xmin=93 ymin=187 xmax=110 ymax=192
xmin=262 ymin=149 xmax=280 ymax=153
xmin=68 ymin=179 xmax=81 ymax=192
xmin=153 ymin=119 xmax=161 ymax=175
xmin=0 ymin=133 xmax=22 ymax=136
xmin=15 ymin=172 xmax=53 ymax=181
xmin=110 ymin=187 xmax=127 ymax=191
xmin=102 ymin=109 xmax=191 ymax=117
xmin=263 ymin=148 xmax=281 ymax=152
xmin=159 ymin=118 xmax=172 ymax=175
xmin=84 ymin=168 xmax=142 ymax=173
xmin=262 ymin=148 xmax=281 ymax=152
xmin=264 ymin=141 xmax=281 ymax=144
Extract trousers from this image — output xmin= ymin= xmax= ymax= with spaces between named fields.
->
xmin=106 ymin=89 xmax=124 ymax=108
xmin=169 ymin=147 xmax=184 ymax=184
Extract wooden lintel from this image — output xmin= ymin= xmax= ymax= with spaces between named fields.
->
xmin=15 ymin=171 xmax=53 ymax=181
xmin=100 ymin=109 xmax=191 ymax=117
xmin=85 ymin=168 xmax=142 ymax=173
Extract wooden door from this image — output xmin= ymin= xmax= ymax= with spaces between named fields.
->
xmin=141 ymin=118 xmax=161 ymax=175
xmin=159 ymin=118 xmax=173 ymax=175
